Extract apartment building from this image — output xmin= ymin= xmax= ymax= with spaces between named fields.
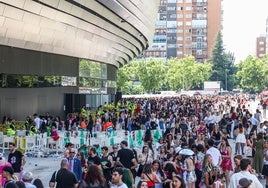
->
xmin=143 ymin=0 xmax=222 ymax=62
xmin=256 ymin=35 xmax=266 ymax=58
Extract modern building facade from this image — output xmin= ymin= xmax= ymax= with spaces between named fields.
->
xmin=0 ymin=0 xmax=158 ymax=120
xmin=256 ymin=35 xmax=266 ymax=58
xmin=142 ymin=0 xmax=222 ymax=62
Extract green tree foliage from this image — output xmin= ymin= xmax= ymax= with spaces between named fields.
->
xmin=209 ymin=31 xmax=236 ymax=90
xmin=236 ymin=55 xmax=268 ymax=92
xmin=117 ymin=57 xmax=212 ymax=94
xmin=166 ymin=56 xmax=212 ymax=91
xmin=136 ymin=58 xmax=167 ymax=93
xmin=116 ymin=65 xmax=132 ymax=92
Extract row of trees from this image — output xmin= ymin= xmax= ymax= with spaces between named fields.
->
xmin=117 ymin=31 xmax=268 ymax=94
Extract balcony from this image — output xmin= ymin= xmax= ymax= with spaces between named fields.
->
xmin=192 ymin=2 xmax=207 ymax=6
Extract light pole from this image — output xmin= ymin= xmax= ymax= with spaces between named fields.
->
xmin=225 ymin=69 xmax=227 ymax=91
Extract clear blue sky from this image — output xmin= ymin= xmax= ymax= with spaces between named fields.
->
xmin=222 ymin=0 xmax=268 ymax=63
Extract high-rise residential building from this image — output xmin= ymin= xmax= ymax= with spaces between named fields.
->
xmin=142 ymin=0 xmax=222 ymax=62
xmin=266 ymin=17 xmax=268 ymax=53
xmin=256 ymin=35 xmax=266 ymax=58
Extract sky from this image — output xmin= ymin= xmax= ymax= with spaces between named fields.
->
xmin=222 ymin=0 xmax=268 ymax=63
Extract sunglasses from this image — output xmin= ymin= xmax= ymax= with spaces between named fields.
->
xmin=70 ymin=152 xmax=75 ymax=154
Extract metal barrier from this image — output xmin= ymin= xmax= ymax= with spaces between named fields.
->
xmin=0 ymin=129 xmax=163 ymax=157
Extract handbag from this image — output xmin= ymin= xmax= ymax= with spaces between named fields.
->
xmin=137 ymin=154 xmax=149 ymax=177
xmin=145 ymin=173 xmax=155 ymax=188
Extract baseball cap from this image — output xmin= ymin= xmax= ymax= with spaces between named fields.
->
xmin=239 ymin=178 xmax=252 ymax=188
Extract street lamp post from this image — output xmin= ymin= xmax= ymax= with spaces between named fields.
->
xmin=225 ymin=69 xmax=227 ymax=91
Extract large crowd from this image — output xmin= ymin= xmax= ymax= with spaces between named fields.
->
xmin=1 ymin=94 xmax=268 ymax=188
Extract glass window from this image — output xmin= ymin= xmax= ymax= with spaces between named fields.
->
xmin=178 ymin=6 xmax=183 ymax=11
xmin=186 ymin=6 xmax=192 ymax=11
xmin=186 ymin=21 xmax=192 ymax=26
xmin=185 ymin=14 xmax=192 ymax=18
xmin=177 ymin=51 xmax=183 ymax=55
xmin=177 ymin=21 xmax=183 ymax=26
xmin=167 ymin=21 xmax=177 ymax=28
xmin=177 ymin=14 xmax=183 ymax=18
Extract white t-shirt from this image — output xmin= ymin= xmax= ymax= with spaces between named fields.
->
xmin=110 ymin=183 xmax=128 ymax=188
xmin=206 ymin=147 xmax=221 ymax=166
xmin=229 ymin=171 xmax=262 ymax=188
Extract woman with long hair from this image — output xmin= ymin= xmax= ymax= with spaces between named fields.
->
xmin=171 ymin=175 xmax=186 ymax=188
xmin=143 ymin=129 xmax=154 ymax=154
xmin=79 ymin=164 xmax=107 ymax=188
xmin=137 ymin=146 xmax=154 ymax=177
xmin=157 ymin=146 xmax=168 ymax=164
xmin=219 ymin=137 xmax=233 ymax=187
xmin=152 ymin=160 xmax=166 ymax=188
xmin=77 ymin=151 xmax=87 ymax=179
xmin=235 ymin=124 xmax=246 ymax=155
xmin=245 ymin=133 xmax=255 ymax=164
xmin=211 ymin=124 xmax=223 ymax=147
xmin=163 ymin=162 xmax=178 ymax=186
xmin=202 ymin=154 xmax=217 ymax=188
xmin=137 ymin=180 xmax=148 ymax=188
xmin=181 ymin=155 xmax=196 ymax=188
xmin=141 ymin=164 xmax=161 ymax=188
xmin=195 ymin=132 xmax=205 ymax=148
xmin=233 ymin=154 xmax=243 ymax=173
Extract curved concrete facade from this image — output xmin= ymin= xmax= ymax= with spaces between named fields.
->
xmin=0 ymin=0 xmax=159 ymax=67
xmin=0 ymin=0 xmax=159 ymax=120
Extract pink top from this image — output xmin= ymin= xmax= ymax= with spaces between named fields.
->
xmin=0 ymin=161 xmax=12 ymax=186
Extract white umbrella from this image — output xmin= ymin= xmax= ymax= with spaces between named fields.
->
xmin=179 ymin=148 xmax=194 ymax=156
xmin=175 ymin=146 xmax=182 ymax=154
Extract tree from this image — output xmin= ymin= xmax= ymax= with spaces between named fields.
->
xmin=209 ymin=31 xmax=236 ymax=90
xmin=117 ymin=65 xmax=132 ymax=93
xmin=166 ymin=56 xmax=212 ymax=91
xmin=236 ymin=55 xmax=268 ymax=92
xmin=136 ymin=58 xmax=166 ymax=93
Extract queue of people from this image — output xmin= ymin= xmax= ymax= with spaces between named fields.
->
xmin=1 ymin=93 xmax=268 ymax=188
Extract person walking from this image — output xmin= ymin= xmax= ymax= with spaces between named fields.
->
xmin=49 ymin=158 xmax=78 ymax=188
xmin=67 ymin=148 xmax=82 ymax=181
xmin=219 ymin=138 xmax=233 ymax=187
xmin=117 ymin=141 xmax=137 ymax=173
xmin=253 ymin=133 xmax=265 ymax=178
xmin=8 ymin=143 xmax=26 ymax=176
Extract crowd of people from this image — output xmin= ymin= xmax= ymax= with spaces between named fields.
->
xmin=1 ymin=93 xmax=268 ymax=188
